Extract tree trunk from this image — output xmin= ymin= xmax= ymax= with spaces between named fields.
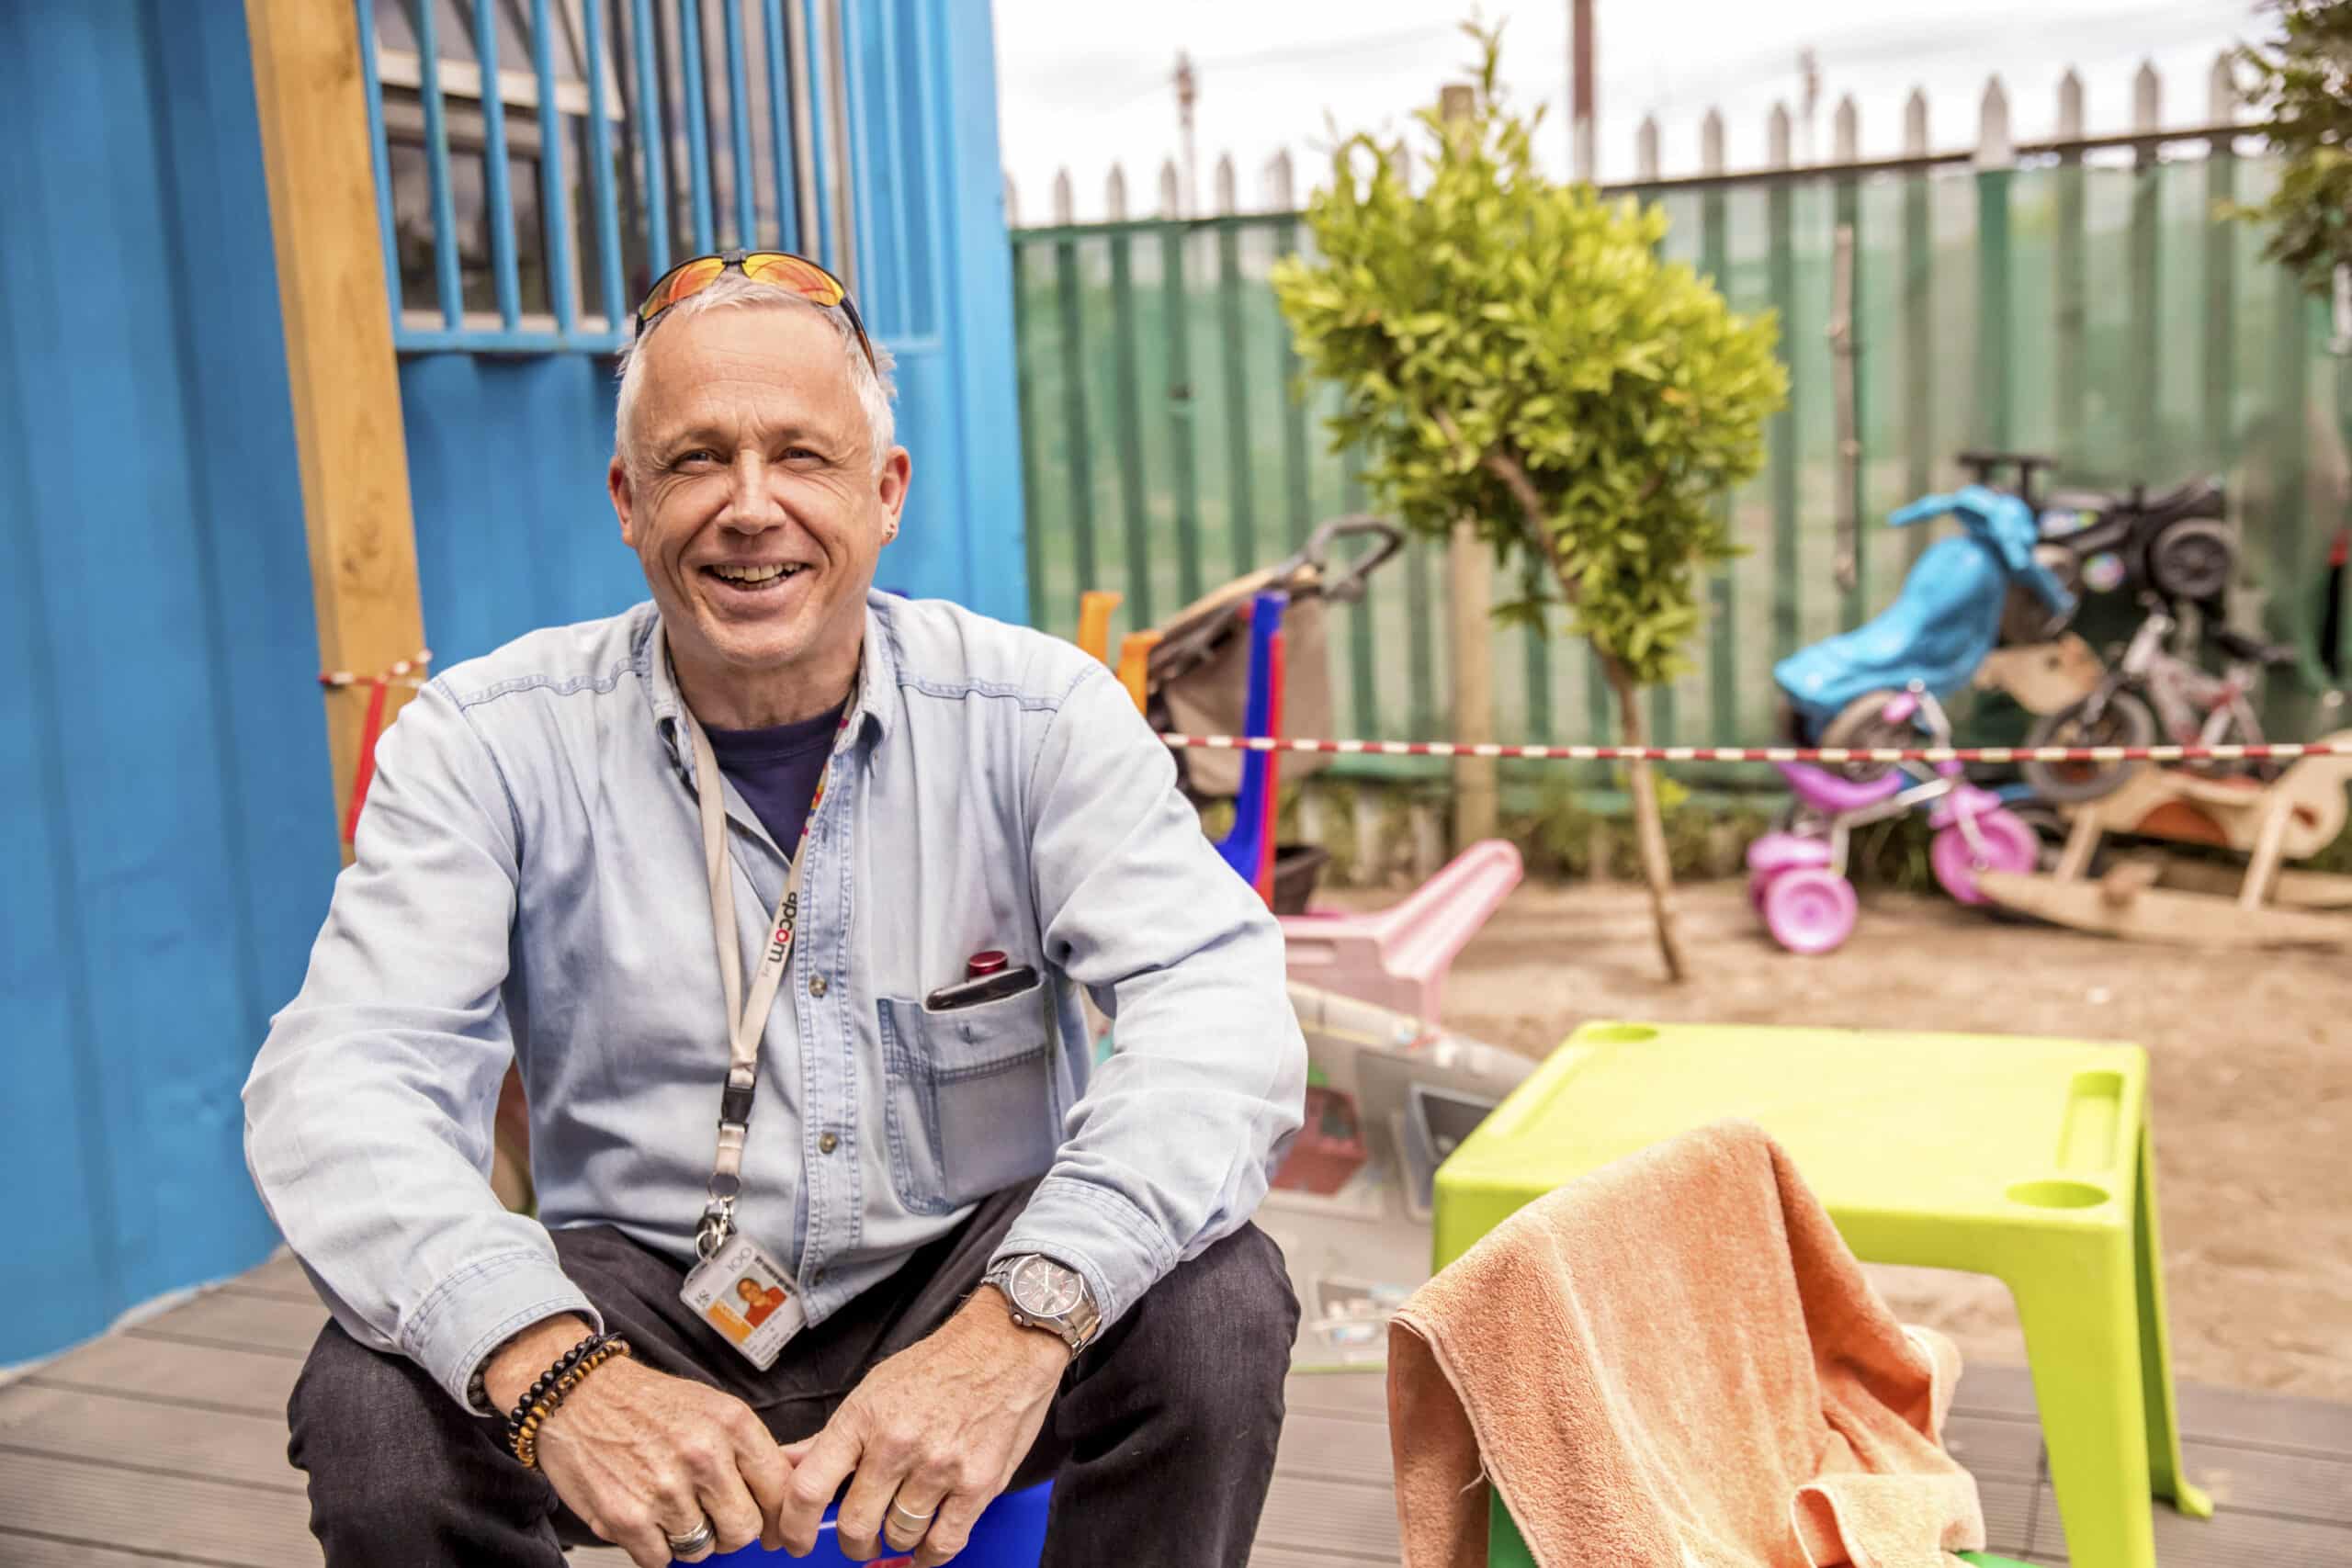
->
xmin=1449 ymin=428 xmax=1690 ymax=979
xmin=1601 ymin=659 xmax=1688 ymax=982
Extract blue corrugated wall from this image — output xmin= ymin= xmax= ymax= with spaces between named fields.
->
xmin=401 ymin=355 xmax=647 ymax=653
xmin=1 ymin=0 xmax=1026 ymax=1367
xmin=0 ymin=1 xmax=335 ymax=1360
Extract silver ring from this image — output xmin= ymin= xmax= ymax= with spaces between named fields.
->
xmin=886 ymin=1499 xmax=937 ymax=1536
xmin=664 ymin=1517 xmax=717 ymax=1557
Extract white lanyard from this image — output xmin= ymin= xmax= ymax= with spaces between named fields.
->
xmin=674 ymin=640 xmax=856 ymax=1258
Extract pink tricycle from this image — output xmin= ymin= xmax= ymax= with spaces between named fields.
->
xmin=1746 ymin=687 xmax=2038 ymax=955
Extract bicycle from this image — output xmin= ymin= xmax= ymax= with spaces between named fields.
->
xmin=2020 ymin=598 xmax=2294 ymax=804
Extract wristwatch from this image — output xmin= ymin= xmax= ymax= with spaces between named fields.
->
xmin=984 ymin=1253 xmax=1101 ymax=1355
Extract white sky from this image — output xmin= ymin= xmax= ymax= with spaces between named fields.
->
xmin=992 ymin=0 xmax=2268 ymax=223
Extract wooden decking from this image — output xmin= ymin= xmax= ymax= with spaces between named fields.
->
xmin=3 ymin=1254 xmax=2347 ymax=1566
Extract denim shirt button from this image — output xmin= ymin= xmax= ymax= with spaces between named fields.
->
xmin=818 ymin=1131 xmax=840 ymax=1155
xmin=808 ymin=973 xmax=828 ymax=998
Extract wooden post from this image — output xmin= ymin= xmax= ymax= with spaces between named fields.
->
xmin=2056 ymin=71 xmax=2087 ymax=468
xmin=244 ymin=0 xmax=428 ymax=859
xmin=1441 ymin=81 xmax=1498 ymax=847
xmin=2204 ymin=56 xmax=2240 ymax=498
xmin=1974 ymin=76 xmax=2016 ymax=452
xmin=1700 ymin=107 xmax=1736 ymax=741
xmin=1766 ymin=103 xmax=1797 ymax=661
xmin=1214 ymin=156 xmax=1257 ymax=581
xmin=2128 ymin=62 xmax=2162 ymax=478
xmin=243 ymin=0 xmax=537 ymax=1210
xmin=1901 ymin=88 xmax=1932 ymax=567
xmin=1829 ymin=96 xmax=1861 ymax=606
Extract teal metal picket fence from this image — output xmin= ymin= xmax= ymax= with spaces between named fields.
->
xmin=1011 ymin=110 xmax=2349 ymax=773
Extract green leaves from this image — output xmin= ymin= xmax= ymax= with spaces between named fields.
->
xmin=1272 ymin=24 xmax=1784 ymax=691
xmin=2239 ymin=2 xmax=2352 ymax=295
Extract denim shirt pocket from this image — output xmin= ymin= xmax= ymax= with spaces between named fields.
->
xmin=878 ymin=982 xmax=1062 ymax=1216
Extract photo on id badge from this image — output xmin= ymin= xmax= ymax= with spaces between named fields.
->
xmin=682 ymin=1234 xmax=804 ymax=1369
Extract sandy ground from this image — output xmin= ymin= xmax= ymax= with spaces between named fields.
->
xmin=1398 ymin=878 xmax=2352 ymax=1402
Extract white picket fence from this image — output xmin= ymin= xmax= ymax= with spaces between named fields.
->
xmin=1006 ymin=51 xmax=2255 ymax=227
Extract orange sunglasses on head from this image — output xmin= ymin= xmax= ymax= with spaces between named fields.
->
xmin=633 ymin=248 xmax=875 ymax=369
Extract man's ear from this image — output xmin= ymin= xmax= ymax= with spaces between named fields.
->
xmin=609 ymin=455 xmax=638 ymax=548
xmin=879 ymin=446 xmax=911 ymax=531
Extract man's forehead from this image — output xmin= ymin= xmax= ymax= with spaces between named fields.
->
xmin=637 ymin=309 xmax=861 ymax=423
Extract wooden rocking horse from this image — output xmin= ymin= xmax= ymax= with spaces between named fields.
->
xmin=1977 ymin=731 xmax=2352 ymax=948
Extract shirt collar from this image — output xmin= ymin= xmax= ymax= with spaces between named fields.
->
xmin=636 ymin=592 xmax=899 ymax=779
xmin=851 ymin=592 xmax=901 ymax=748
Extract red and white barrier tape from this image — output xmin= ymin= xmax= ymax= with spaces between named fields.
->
xmin=1157 ymin=734 xmax=2352 ymax=766
xmin=319 ymin=650 xmax=433 ymax=689
xmin=318 ymin=649 xmax=434 ymax=844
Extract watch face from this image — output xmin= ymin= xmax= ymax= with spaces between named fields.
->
xmin=1009 ymin=1255 xmax=1083 ymax=1318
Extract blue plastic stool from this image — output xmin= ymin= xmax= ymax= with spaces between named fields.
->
xmin=704 ymin=1480 xmax=1051 ymax=1565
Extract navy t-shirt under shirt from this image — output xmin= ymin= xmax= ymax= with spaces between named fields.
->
xmin=701 ymin=700 xmax=848 ymax=850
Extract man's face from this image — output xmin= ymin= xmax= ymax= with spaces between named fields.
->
xmin=609 ymin=304 xmax=909 ymax=696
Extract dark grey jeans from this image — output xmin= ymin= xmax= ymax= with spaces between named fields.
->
xmin=286 ymin=1186 xmax=1296 ymax=1567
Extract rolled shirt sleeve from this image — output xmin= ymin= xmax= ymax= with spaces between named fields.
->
xmin=993 ymin=662 xmax=1308 ymax=1329
xmin=243 ymin=682 xmax=597 ymax=1410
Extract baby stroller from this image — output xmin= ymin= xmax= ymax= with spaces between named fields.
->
xmin=1144 ymin=516 xmax=1402 ymax=790
xmin=1108 ymin=517 xmax=1403 ymax=910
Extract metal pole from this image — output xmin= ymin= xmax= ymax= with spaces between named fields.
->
xmin=1175 ymin=51 xmax=1199 ymax=219
xmin=1569 ymin=0 xmax=1594 ymax=182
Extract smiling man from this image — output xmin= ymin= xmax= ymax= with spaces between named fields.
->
xmin=245 ymin=253 xmax=1306 ymax=1568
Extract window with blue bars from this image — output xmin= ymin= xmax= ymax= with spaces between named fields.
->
xmin=361 ymin=0 xmax=844 ymax=354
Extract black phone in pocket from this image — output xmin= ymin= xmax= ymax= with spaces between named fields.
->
xmin=924 ymin=964 xmax=1040 ymax=1012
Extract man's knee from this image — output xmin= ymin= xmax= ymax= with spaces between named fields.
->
xmin=1105 ymin=1224 xmax=1297 ymax=1411
xmin=288 ymin=1320 xmax=528 ymax=1545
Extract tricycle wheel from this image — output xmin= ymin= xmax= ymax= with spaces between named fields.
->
xmin=1930 ymin=807 xmax=2038 ymax=905
xmin=1760 ymin=867 xmax=1859 ymax=955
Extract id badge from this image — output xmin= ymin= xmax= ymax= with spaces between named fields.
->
xmin=680 ymin=1234 xmax=807 ymax=1371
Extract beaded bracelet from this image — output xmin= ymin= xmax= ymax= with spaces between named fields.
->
xmin=511 ymin=1336 xmax=631 ymax=1469
xmin=501 ymin=1330 xmax=614 ymax=1439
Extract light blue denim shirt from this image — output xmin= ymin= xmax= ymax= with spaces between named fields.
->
xmin=243 ymin=592 xmax=1306 ymax=1409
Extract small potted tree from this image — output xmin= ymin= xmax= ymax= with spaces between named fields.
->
xmin=1273 ymin=23 xmax=1787 ymax=979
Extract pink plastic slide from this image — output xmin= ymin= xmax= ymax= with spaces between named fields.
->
xmin=1277 ymin=840 xmax=1524 ymax=1023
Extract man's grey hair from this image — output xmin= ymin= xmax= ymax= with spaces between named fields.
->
xmin=613 ymin=269 xmax=898 ymax=472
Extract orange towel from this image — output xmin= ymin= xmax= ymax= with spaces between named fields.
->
xmin=1388 ymin=1120 xmax=1986 ymax=1568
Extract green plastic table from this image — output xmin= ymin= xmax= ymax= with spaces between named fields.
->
xmin=1436 ymin=1021 xmax=2211 ymax=1568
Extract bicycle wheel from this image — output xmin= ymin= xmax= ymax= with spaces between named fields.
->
xmin=2020 ymin=691 xmax=2158 ymax=804
xmin=1816 ymin=690 xmax=1914 ymax=782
